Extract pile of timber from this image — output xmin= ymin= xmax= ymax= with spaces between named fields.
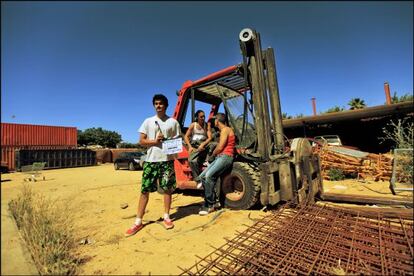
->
xmin=314 ymin=146 xmax=393 ymax=181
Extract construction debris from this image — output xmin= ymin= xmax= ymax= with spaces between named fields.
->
xmin=315 ymin=146 xmax=394 ymax=181
xmin=179 ymin=204 xmax=413 ymax=275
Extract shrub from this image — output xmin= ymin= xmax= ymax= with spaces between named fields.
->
xmin=8 ymin=184 xmax=79 ymax=275
xmin=116 ymin=142 xmax=142 ymax=149
xmin=324 ymin=106 xmax=345 ymax=113
xmin=379 ymin=118 xmax=413 ymax=149
xmin=328 ymin=168 xmax=345 ymax=181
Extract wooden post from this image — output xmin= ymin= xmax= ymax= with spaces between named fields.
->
xmin=321 ymin=192 xmax=413 ymax=207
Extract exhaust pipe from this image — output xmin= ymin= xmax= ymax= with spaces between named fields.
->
xmin=311 ymin=98 xmax=317 ymax=116
xmin=384 ymin=82 xmax=392 ymax=105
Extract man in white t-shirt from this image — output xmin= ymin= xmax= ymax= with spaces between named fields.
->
xmin=125 ymin=94 xmax=181 ymax=237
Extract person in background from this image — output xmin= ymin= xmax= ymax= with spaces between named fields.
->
xmin=125 ymin=94 xmax=181 ymax=237
xmin=184 ymin=110 xmax=213 ymax=183
xmin=197 ymin=113 xmax=235 ymax=215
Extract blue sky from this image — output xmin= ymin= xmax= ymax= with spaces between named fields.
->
xmin=1 ymin=1 xmax=413 ymax=143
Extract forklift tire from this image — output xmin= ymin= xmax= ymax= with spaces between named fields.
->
xmin=221 ymin=162 xmax=261 ymax=210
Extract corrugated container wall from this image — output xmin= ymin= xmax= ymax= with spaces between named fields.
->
xmin=1 ymin=123 xmax=77 ymax=171
xmin=1 ymin=123 xmax=77 ymax=146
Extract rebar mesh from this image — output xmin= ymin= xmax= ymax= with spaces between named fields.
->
xmin=180 ymin=204 xmax=413 ymax=275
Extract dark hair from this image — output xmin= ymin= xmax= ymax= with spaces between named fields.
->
xmin=152 ymin=94 xmax=168 ymax=107
xmin=194 ymin=110 xmax=205 ymax=120
xmin=215 ymin=113 xmax=226 ymax=124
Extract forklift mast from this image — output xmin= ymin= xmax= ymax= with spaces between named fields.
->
xmin=239 ymin=28 xmax=284 ymax=158
xmin=240 ymin=28 xmax=290 ymax=204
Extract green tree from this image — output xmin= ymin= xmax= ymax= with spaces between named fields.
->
xmin=116 ymin=142 xmax=146 ymax=151
xmin=294 ymin=113 xmax=304 ymax=118
xmin=116 ymin=142 xmax=139 ymax=148
xmin=77 ymin=127 xmax=122 ymax=148
xmin=391 ymin=92 xmax=414 ymax=104
xmin=324 ymin=106 xmax=345 ymax=113
xmin=391 ymin=92 xmax=399 ymax=104
xmin=348 ymin=98 xmax=366 ymax=110
xmin=399 ymin=93 xmax=414 ymax=102
xmin=282 ymin=113 xmax=292 ymax=119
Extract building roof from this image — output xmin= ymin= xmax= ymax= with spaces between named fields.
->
xmin=282 ymin=101 xmax=413 ymax=128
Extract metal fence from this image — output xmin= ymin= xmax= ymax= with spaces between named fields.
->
xmin=15 ymin=149 xmax=96 ymax=171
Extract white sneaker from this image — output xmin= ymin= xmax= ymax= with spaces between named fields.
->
xmin=199 ymin=206 xmax=214 ymax=216
xmin=196 ymin=182 xmax=203 ymax=189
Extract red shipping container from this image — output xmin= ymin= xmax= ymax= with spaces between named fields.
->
xmin=1 ymin=123 xmax=77 ymax=171
xmin=1 ymin=123 xmax=77 ymax=147
xmin=1 ymin=146 xmax=15 ymax=171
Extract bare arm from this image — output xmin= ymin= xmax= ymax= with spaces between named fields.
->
xmin=212 ymin=127 xmax=230 ymax=156
xmin=139 ymin=132 xmax=163 ymax=148
xmin=184 ymin=123 xmax=195 ymax=153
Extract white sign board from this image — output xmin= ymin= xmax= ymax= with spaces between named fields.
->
xmin=162 ymin=137 xmax=183 ymax=155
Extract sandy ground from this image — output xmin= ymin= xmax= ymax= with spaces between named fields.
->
xmin=1 ymin=164 xmax=266 ymax=275
xmin=1 ymin=164 xmax=412 ymax=275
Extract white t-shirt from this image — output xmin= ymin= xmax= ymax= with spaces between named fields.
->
xmin=138 ymin=115 xmax=181 ymax=162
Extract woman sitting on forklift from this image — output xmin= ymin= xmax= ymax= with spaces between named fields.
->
xmin=184 ymin=110 xmax=214 ymax=181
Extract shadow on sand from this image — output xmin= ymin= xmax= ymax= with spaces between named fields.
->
xmin=171 ymin=202 xmax=203 ymax=221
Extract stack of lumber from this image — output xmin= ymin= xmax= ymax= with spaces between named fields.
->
xmin=314 ymin=146 xmax=393 ymax=181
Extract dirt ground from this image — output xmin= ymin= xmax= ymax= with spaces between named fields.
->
xmin=1 ymin=164 xmax=412 ymax=275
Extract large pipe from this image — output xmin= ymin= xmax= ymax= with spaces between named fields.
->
xmin=384 ymin=82 xmax=392 ymax=105
xmin=311 ymin=98 xmax=317 ymax=116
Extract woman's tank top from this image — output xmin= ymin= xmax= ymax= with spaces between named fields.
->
xmin=191 ymin=122 xmax=207 ymax=142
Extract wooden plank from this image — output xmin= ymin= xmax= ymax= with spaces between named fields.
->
xmin=321 ymin=192 xmax=413 ymax=207
xmin=321 ymin=203 xmax=414 ymax=220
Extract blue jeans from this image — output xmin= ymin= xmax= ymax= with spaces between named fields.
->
xmin=198 ymin=154 xmax=233 ymax=207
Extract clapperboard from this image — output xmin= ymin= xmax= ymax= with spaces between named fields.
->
xmin=162 ymin=137 xmax=183 ymax=154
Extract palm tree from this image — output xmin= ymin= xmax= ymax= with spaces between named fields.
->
xmin=348 ymin=98 xmax=366 ymax=110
